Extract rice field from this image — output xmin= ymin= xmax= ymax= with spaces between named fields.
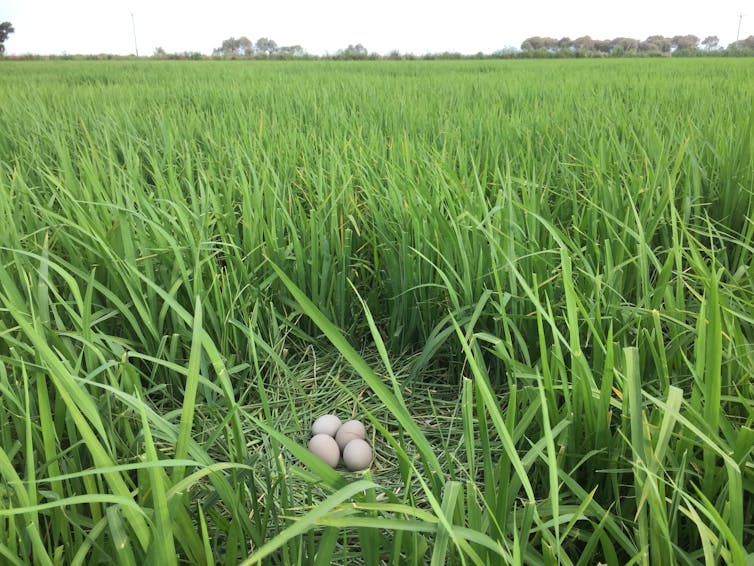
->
xmin=0 ymin=58 xmax=753 ymax=565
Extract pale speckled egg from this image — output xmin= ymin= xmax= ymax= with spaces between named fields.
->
xmin=311 ymin=414 xmax=342 ymax=437
xmin=335 ymin=419 xmax=367 ymax=450
xmin=308 ymin=434 xmax=340 ymax=468
xmin=342 ymin=439 xmax=373 ymax=471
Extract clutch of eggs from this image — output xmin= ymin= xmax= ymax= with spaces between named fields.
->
xmin=308 ymin=414 xmax=372 ymax=471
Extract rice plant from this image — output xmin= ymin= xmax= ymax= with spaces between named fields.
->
xmin=0 ymin=58 xmax=752 ymax=564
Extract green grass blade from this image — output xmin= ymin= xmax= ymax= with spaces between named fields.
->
xmin=241 ymin=480 xmax=379 ymax=565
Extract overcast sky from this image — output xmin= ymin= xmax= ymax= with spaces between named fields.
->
xmin=1 ymin=0 xmax=749 ymax=56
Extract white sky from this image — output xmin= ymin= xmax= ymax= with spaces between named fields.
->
xmin=1 ymin=0 xmax=750 ymax=56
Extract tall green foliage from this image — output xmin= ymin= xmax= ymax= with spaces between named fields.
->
xmin=0 ymin=59 xmax=752 ymax=564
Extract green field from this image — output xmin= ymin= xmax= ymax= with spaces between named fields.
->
xmin=0 ymin=59 xmax=753 ymax=565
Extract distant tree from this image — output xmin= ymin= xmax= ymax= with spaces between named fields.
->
xmin=640 ymin=35 xmax=671 ymax=53
xmin=542 ymin=37 xmax=559 ymax=51
xmin=254 ymin=37 xmax=278 ymax=56
xmin=153 ymin=46 xmax=167 ymax=58
xmin=572 ymin=35 xmax=594 ymax=51
xmin=492 ymin=46 xmax=518 ymax=58
xmin=558 ymin=37 xmax=573 ymax=50
xmin=671 ymin=35 xmax=699 ymax=50
xmin=728 ymin=35 xmax=754 ymax=49
xmin=338 ymin=43 xmax=368 ymax=59
xmin=165 ymin=50 xmax=203 ymax=60
xmin=213 ymin=36 xmax=253 ymax=57
xmin=592 ymin=39 xmax=612 ymax=53
xmin=610 ymin=37 xmax=640 ymax=53
xmin=239 ymin=36 xmax=253 ymax=56
xmin=277 ymin=44 xmax=304 ymax=57
xmin=701 ymin=35 xmax=719 ymax=50
xmin=521 ymin=36 xmax=545 ymax=50
xmin=656 ymin=35 xmax=672 ymax=53
xmin=0 ymin=21 xmax=15 ymax=55
xmin=213 ymin=37 xmax=232 ymax=56
xmin=521 ymin=36 xmax=559 ymax=52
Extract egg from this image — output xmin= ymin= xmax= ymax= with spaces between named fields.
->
xmin=342 ymin=439 xmax=373 ymax=471
xmin=335 ymin=419 xmax=367 ymax=450
xmin=308 ymin=434 xmax=340 ymax=468
xmin=311 ymin=414 xmax=342 ymax=437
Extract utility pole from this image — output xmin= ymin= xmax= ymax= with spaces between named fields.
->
xmin=131 ymin=13 xmax=139 ymax=56
xmin=737 ymin=12 xmax=745 ymax=42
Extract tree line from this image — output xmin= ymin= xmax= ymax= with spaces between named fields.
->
xmin=520 ymin=34 xmax=754 ymax=56
xmin=203 ymin=37 xmax=370 ymax=60
xmin=4 ymin=22 xmax=754 ymax=60
xmin=209 ymin=36 xmax=305 ymax=58
xmin=179 ymin=33 xmax=754 ymax=60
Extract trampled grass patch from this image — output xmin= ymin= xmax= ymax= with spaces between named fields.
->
xmin=0 ymin=58 xmax=752 ymax=564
